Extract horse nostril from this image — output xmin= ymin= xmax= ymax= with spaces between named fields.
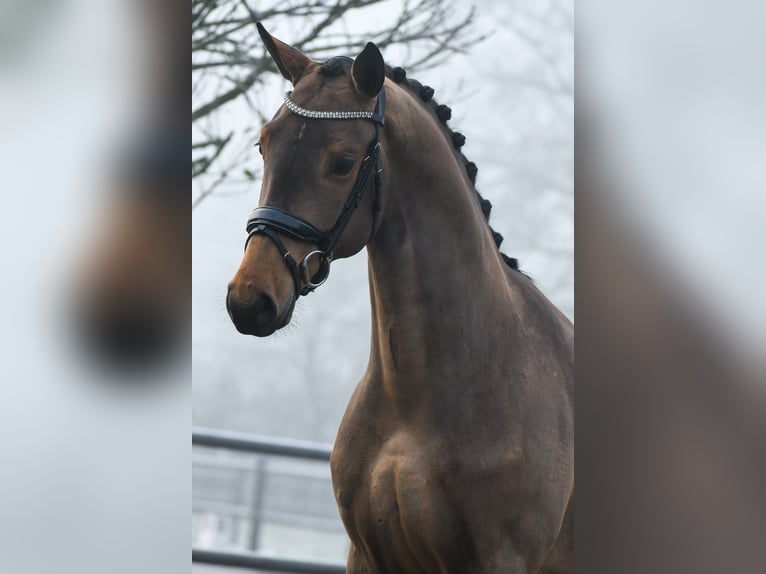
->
xmin=252 ymin=292 xmax=277 ymax=328
xmin=226 ymin=287 xmax=280 ymax=336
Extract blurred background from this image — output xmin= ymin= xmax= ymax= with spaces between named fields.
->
xmin=192 ymin=0 xmax=572 ymax=569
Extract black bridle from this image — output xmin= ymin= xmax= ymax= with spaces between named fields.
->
xmin=245 ymin=86 xmax=386 ymax=299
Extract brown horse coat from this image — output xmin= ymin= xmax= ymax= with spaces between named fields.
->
xmin=227 ymin=26 xmax=574 ymax=574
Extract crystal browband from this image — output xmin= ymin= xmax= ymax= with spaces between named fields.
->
xmin=284 ymin=91 xmax=379 ymax=121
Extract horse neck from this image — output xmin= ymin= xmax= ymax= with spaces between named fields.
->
xmin=365 ymin=83 xmax=516 ymax=404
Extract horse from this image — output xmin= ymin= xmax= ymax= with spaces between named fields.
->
xmin=226 ymin=23 xmax=574 ymax=574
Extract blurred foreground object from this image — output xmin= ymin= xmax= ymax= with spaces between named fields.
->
xmin=74 ymin=0 xmax=189 ymax=374
xmin=577 ymin=0 xmax=766 ymax=568
xmin=577 ymin=171 xmax=766 ymax=573
xmin=76 ymin=126 xmax=189 ymax=371
xmin=0 ymin=2 xmax=189 ymax=573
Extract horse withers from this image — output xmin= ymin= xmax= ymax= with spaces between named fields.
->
xmin=227 ymin=24 xmax=574 ymax=574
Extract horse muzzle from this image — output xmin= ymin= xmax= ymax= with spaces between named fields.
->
xmin=226 ymin=283 xmax=295 ymax=337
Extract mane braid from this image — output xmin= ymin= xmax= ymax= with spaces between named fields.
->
xmin=383 ymin=65 xmax=525 ymax=275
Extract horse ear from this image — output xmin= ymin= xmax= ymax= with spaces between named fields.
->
xmin=352 ymin=42 xmax=385 ymax=99
xmin=256 ymin=22 xmax=313 ymax=85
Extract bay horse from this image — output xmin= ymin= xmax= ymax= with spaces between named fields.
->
xmin=227 ymin=23 xmax=574 ymax=574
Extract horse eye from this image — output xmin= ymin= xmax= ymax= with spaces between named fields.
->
xmin=255 ymin=142 xmax=263 ymax=156
xmin=331 ymin=156 xmax=355 ymax=176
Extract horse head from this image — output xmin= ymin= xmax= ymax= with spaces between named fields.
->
xmin=227 ymin=23 xmax=386 ymax=336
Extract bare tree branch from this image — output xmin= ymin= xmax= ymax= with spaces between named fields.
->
xmin=192 ymin=132 xmax=233 ymax=178
xmin=192 ymin=0 xmax=483 ymax=208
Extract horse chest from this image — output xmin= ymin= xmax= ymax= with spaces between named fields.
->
xmin=333 ymin=432 xmax=471 ymax=572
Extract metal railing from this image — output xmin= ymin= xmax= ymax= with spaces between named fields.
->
xmin=193 ymin=548 xmax=345 ymax=574
xmin=192 ymin=427 xmax=333 ymax=461
xmin=192 ymin=427 xmax=346 ymax=574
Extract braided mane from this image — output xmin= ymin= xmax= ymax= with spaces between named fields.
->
xmin=385 ymin=65 xmax=521 ymax=273
xmin=318 ymin=58 xmax=522 ymax=273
